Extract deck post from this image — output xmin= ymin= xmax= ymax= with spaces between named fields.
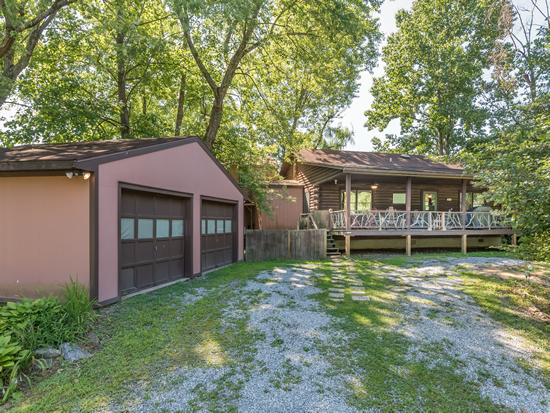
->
xmin=406 ymin=177 xmax=411 ymax=230
xmin=461 ymin=234 xmax=468 ymax=254
xmin=512 ymin=234 xmax=517 ymax=246
xmin=406 ymin=235 xmax=412 ymax=256
xmin=461 ymin=179 xmax=467 ymax=229
xmin=345 ymin=173 xmax=351 ymax=257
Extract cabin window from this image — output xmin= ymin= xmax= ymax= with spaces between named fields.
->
xmin=341 ymin=190 xmax=372 ymax=211
xmin=393 ymin=193 xmax=406 ymax=204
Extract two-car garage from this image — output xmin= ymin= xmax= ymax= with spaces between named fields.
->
xmin=119 ymin=189 xmax=238 ymax=294
xmin=0 ymin=136 xmax=247 ymax=305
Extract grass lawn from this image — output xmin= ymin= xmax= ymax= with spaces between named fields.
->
xmin=3 ymin=250 xmax=548 ymax=412
xmin=458 ymin=261 xmax=550 ymax=387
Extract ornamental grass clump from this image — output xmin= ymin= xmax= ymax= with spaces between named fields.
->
xmin=0 ymin=278 xmax=97 ymax=402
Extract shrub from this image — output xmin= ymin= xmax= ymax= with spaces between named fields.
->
xmin=0 ymin=278 xmax=97 ymax=351
xmin=0 ymin=334 xmax=33 ymax=403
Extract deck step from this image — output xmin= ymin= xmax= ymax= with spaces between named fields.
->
xmin=326 ymin=232 xmax=341 ymax=256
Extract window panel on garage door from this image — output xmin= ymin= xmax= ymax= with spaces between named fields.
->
xmin=201 ymin=200 xmax=235 ymax=271
xmin=120 ymin=189 xmax=187 ymax=295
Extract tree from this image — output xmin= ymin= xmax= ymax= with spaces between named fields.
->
xmin=461 ymin=0 xmax=550 ymax=260
xmin=365 ymin=0 xmax=505 ymax=156
xmin=0 ymin=0 xmax=77 ymax=107
xmin=0 ymin=0 xmax=208 ymax=145
xmin=170 ymin=0 xmax=381 ymax=151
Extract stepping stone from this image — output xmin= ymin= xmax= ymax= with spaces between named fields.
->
xmin=329 ymin=298 xmax=344 ymax=302
xmin=393 ymin=287 xmax=411 ymax=292
xmin=350 ymin=287 xmax=365 ymax=291
xmin=350 ymin=290 xmax=366 ymax=295
xmin=333 ymin=276 xmax=344 ymax=279
xmin=329 ymin=293 xmax=344 ymax=298
xmin=329 ymin=288 xmax=345 ymax=292
xmin=351 ymin=296 xmax=371 ymax=301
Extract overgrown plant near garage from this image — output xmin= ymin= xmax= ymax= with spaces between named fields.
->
xmin=0 ymin=277 xmax=97 ymax=351
xmin=0 ymin=278 xmax=96 ymax=403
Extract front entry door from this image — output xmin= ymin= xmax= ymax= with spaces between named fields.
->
xmin=201 ymin=200 xmax=235 ymax=271
xmin=422 ymin=191 xmax=438 ymax=211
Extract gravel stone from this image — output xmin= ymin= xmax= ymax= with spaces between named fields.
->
xmin=104 ymin=256 xmax=548 ymax=413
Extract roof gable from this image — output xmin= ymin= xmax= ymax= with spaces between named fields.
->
xmin=0 ymin=136 xmax=250 ymax=201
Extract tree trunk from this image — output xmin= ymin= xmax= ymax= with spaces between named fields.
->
xmin=444 ymin=133 xmax=450 ymax=155
xmin=116 ymin=24 xmax=130 ymax=139
xmin=203 ymin=87 xmax=228 ymax=151
xmin=174 ymin=71 xmax=186 ymax=136
xmin=142 ymin=93 xmax=147 ymax=115
xmin=437 ymin=129 xmax=444 ymax=156
xmin=0 ymin=11 xmax=59 ymax=108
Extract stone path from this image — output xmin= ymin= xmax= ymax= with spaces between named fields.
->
xmin=329 ymin=258 xmax=371 ymax=301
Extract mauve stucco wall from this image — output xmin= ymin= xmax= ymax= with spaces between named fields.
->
xmin=97 ymin=142 xmax=244 ymax=303
xmin=0 ymin=176 xmax=90 ymax=300
xmin=261 ymin=187 xmax=303 ymax=230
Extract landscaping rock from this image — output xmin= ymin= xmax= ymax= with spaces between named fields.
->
xmin=60 ymin=342 xmax=93 ymax=363
xmin=34 ymin=346 xmax=61 ymax=359
xmin=86 ymin=332 xmax=100 ymax=345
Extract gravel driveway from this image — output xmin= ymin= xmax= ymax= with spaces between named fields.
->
xmin=111 ymin=256 xmax=549 ymax=412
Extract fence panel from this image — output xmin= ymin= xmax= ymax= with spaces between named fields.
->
xmin=245 ymin=229 xmax=327 ymax=262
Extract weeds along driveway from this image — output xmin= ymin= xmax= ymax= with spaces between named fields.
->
xmin=5 ymin=256 xmax=550 ymax=412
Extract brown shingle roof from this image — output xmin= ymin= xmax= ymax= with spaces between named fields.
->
xmin=0 ymin=136 xmax=194 ymax=163
xmin=292 ymin=148 xmax=464 ymax=176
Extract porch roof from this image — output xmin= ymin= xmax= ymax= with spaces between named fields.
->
xmin=282 ymin=148 xmax=470 ymax=179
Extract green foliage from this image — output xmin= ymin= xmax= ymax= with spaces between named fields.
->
xmin=0 ymin=280 xmax=97 ymax=350
xmin=0 ymin=334 xmax=33 ymax=403
xmin=461 ymin=2 xmax=550 ymax=261
xmin=60 ymin=277 xmax=98 ymax=332
xmin=365 ymin=0 xmax=504 ymax=155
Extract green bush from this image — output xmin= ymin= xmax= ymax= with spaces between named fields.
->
xmin=0 ymin=334 xmax=33 ymax=403
xmin=0 ymin=278 xmax=97 ymax=402
xmin=0 ymin=278 xmax=97 ymax=351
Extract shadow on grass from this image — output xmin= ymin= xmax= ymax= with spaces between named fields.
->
xmin=310 ymin=258 xmax=512 ymax=412
xmin=459 ymin=269 xmax=550 ymax=388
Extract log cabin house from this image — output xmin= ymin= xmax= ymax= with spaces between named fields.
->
xmin=280 ymin=148 xmax=519 ymax=256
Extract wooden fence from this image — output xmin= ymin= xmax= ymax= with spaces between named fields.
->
xmin=245 ymin=229 xmax=327 ymax=262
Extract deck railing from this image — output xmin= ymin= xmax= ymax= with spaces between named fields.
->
xmin=329 ymin=210 xmax=512 ymax=231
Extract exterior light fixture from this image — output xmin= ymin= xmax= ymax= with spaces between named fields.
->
xmin=427 ymin=194 xmax=432 ymax=199
xmin=334 ymin=179 xmax=338 ymax=185
xmin=83 ymin=172 xmax=91 ymax=180
xmin=66 ymin=172 xmax=73 ymax=179
xmin=371 ymin=183 xmax=378 ymax=189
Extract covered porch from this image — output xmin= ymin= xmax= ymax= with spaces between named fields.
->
xmin=316 ymin=172 xmax=518 ymax=256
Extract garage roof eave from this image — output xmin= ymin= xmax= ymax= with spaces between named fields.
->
xmin=0 ymin=136 xmax=251 ymax=202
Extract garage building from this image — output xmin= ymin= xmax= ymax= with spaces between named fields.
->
xmin=0 ymin=136 xmax=247 ymax=305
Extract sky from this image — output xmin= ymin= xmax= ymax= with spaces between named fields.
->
xmin=340 ymin=0 xmax=415 ymax=152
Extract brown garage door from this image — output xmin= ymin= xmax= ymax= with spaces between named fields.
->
xmin=119 ymin=189 xmax=188 ymax=295
xmin=201 ymin=200 xmax=235 ymax=271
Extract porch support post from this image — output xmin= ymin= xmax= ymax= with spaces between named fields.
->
xmin=461 ymin=179 xmax=467 ymax=229
xmin=345 ymin=173 xmax=351 ymax=257
xmin=406 ymin=177 xmax=411 ymax=230
xmin=462 ymin=234 xmax=468 ymax=254
xmin=512 ymin=234 xmax=517 ymax=246
xmin=406 ymin=235 xmax=412 ymax=256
